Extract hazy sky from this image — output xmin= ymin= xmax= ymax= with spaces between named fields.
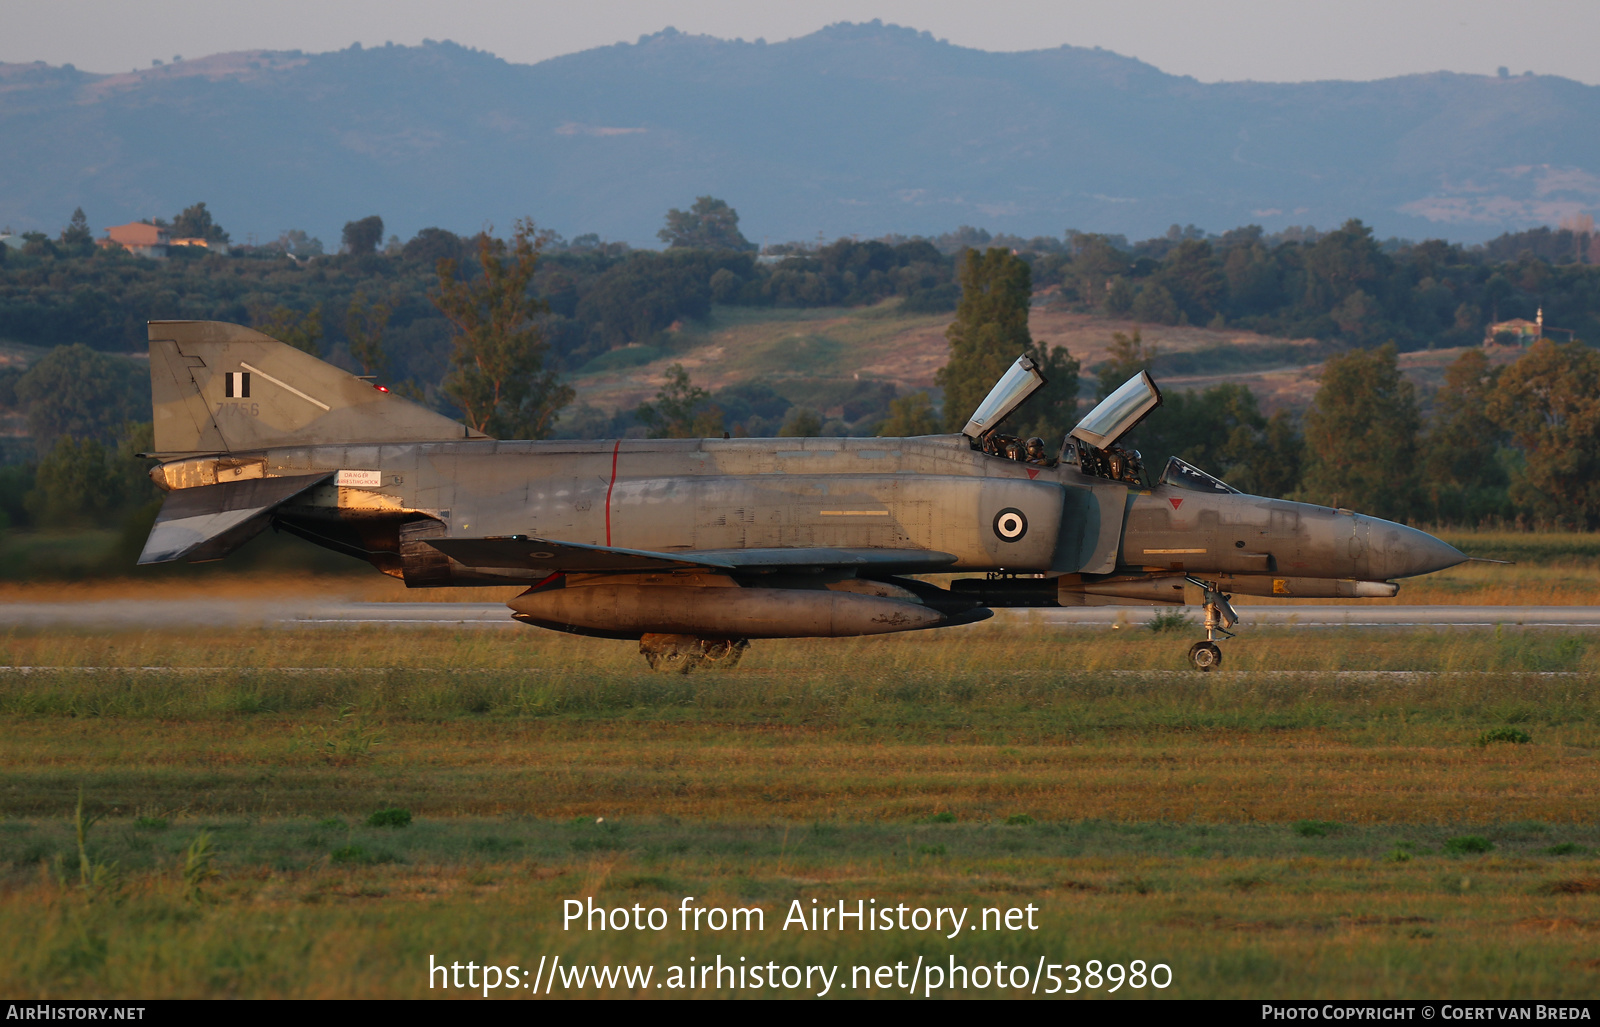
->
xmin=6 ymin=0 xmax=1599 ymax=84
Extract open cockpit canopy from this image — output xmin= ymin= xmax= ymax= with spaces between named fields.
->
xmin=1070 ymin=371 xmax=1162 ymax=450
xmin=961 ymin=355 xmax=1047 ymax=439
xmin=1159 ymin=456 xmax=1239 ymax=495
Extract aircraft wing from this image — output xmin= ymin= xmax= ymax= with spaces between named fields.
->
xmin=424 ymin=537 xmax=959 ymax=575
xmin=138 ymin=472 xmax=334 ymax=565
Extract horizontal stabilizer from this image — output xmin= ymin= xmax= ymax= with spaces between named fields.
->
xmin=426 ymin=537 xmax=959 ymax=575
xmin=137 ymin=473 xmax=333 ymax=565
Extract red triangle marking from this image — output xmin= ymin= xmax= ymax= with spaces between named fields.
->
xmin=1169 ymin=497 xmax=1184 ymax=510
xmin=1026 ymin=468 xmax=1039 ymax=480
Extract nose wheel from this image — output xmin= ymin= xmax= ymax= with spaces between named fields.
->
xmin=1184 ymin=577 xmax=1239 ymax=672
xmin=1188 ymin=641 xmax=1223 ymax=671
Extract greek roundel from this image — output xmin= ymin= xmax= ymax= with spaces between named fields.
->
xmin=993 ymin=507 xmax=1028 ymax=542
xmin=224 ymin=371 xmax=250 ymax=398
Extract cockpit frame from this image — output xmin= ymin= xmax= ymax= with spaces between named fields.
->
xmin=1159 ymin=455 xmax=1239 ymax=495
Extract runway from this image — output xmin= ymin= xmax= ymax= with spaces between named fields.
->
xmin=1 ymin=599 xmax=1599 ymax=631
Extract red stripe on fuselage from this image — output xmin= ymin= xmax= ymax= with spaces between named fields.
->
xmin=604 ymin=439 xmax=621 ymax=546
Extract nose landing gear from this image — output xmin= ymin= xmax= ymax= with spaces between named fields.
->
xmin=1184 ymin=577 xmax=1239 ymax=672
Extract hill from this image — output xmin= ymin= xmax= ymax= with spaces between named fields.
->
xmin=2 ymin=23 xmax=1598 ymax=245
xmin=567 ymin=303 xmax=1330 ymax=417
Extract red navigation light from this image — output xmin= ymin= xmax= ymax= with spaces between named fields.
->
xmin=375 ymin=385 xmax=390 ymax=392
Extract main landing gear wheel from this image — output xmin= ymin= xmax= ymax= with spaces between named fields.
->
xmin=1188 ymin=641 xmax=1223 ymax=672
xmin=639 ymin=634 xmax=750 ymax=673
xmin=642 ymin=648 xmax=696 ymax=673
xmin=698 ymin=638 xmax=749 ymax=669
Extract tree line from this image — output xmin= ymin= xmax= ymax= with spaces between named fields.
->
xmin=6 ymin=200 xmax=1596 ymax=380
xmin=5 ymin=196 xmax=1600 ymax=541
xmin=0 ymin=198 xmax=957 ymax=385
xmin=1036 ymin=220 xmax=1600 ymax=352
xmin=930 ymin=247 xmax=1600 ymax=530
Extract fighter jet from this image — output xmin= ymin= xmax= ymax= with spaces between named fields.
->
xmin=139 ymin=320 xmax=1466 ymax=670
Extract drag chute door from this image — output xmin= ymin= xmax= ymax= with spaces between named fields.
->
xmin=1069 ymin=371 xmax=1162 ymax=450
xmin=961 ymin=355 xmax=1047 ymax=438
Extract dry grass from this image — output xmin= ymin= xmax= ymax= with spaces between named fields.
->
xmin=2 ymin=622 xmax=1597 ymax=998
xmin=5 ymin=718 xmax=1592 ymax=825
xmin=0 ymin=625 xmax=1596 ymax=826
xmin=2 ymin=817 xmax=1596 ymax=998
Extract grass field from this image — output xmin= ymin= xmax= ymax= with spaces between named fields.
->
xmin=2 ymin=623 xmax=1598 ymax=999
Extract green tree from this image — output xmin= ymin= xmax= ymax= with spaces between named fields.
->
xmin=1300 ymin=343 xmax=1421 ymax=521
xmin=779 ymin=408 xmax=823 ymax=437
xmin=1482 ymin=273 xmax=1514 ymax=323
xmin=14 ymin=344 xmax=146 ymax=450
xmin=1486 ymin=338 xmax=1600 ymax=527
xmin=20 ymin=231 xmax=56 ymax=258
xmin=342 ymin=215 xmax=385 ymax=256
xmin=111 ymin=421 xmax=157 ymax=506
xmin=709 ymin=267 xmax=743 ymax=303
xmin=1136 ymin=383 xmax=1258 ymax=473
xmin=345 ymin=291 xmax=391 ymax=375
xmin=0 ymin=462 xmax=34 ymax=530
xmin=658 ymin=197 xmax=755 ymax=251
xmin=1104 ymin=276 xmax=1134 ymax=315
xmin=1248 ymin=411 xmax=1306 ymax=500
xmin=936 ymin=248 xmax=1032 ymax=431
xmin=878 ymin=392 xmax=941 ymax=436
xmin=1015 ymin=343 xmax=1081 ymax=443
xmin=434 ymin=219 xmax=573 ymax=438
xmin=636 ymin=364 xmax=723 ymax=438
xmin=25 ymin=436 xmax=118 ymax=526
xmin=21 ymin=421 xmax=154 ymax=529
xmin=1421 ymin=348 xmax=1509 ymax=524
xmin=252 ymin=305 xmax=324 ymax=356
xmin=1222 ymin=241 xmax=1281 ymax=314
xmin=401 ymin=227 xmax=463 ymax=265
xmin=59 ymin=208 xmax=93 ymax=252
xmin=1153 ymin=239 xmax=1224 ymax=322
xmin=170 ymin=202 xmax=229 ymax=243
xmin=1131 ymin=383 xmax=1304 ymax=497
xmin=1095 ymin=330 xmax=1157 ymax=401
xmin=1303 ymin=219 xmax=1389 ymax=309
xmin=1063 ymin=233 xmax=1127 ymax=308
xmin=936 ymin=248 xmax=1080 ymax=438
xmin=275 ymin=229 xmax=323 ymax=256
xmin=1131 ymin=283 xmax=1180 ymax=325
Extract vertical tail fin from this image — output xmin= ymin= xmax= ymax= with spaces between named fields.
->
xmin=148 ymin=320 xmax=483 ymax=454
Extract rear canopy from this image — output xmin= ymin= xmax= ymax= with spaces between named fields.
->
xmin=1070 ymin=371 xmax=1162 ymax=450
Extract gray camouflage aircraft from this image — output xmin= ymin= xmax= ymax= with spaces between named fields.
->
xmin=140 ymin=320 xmax=1466 ymax=670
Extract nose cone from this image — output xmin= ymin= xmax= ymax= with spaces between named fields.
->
xmin=1360 ymin=517 xmax=1467 ymax=579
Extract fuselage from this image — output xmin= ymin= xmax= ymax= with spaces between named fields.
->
xmin=154 ymin=434 xmax=1463 ymax=590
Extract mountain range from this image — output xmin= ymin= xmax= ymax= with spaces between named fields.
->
xmin=2 ymin=21 xmax=1597 ymax=247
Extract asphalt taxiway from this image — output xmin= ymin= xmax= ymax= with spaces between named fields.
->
xmin=1 ymin=599 xmax=1598 ymax=631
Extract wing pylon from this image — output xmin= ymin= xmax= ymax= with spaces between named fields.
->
xmin=424 ymin=537 xmax=959 ymax=575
